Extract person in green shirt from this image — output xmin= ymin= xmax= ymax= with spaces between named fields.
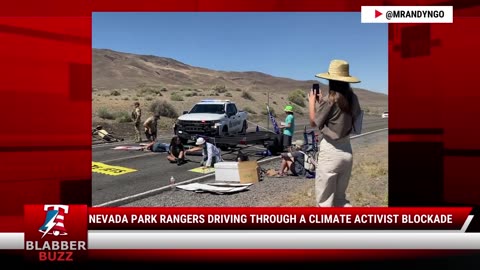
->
xmin=280 ymin=105 xmax=295 ymax=149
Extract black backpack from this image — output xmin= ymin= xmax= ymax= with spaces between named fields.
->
xmin=237 ymin=151 xmax=249 ymax=162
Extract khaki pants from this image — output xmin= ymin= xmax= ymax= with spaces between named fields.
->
xmin=134 ymin=122 xmax=142 ymax=142
xmin=315 ymin=136 xmax=353 ymax=207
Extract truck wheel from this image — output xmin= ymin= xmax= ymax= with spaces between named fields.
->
xmin=222 ymin=126 xmax=229 ymax=136
xmin=267 ymin=135 xmax=283 ymax=155
xmin=240 ymin=121 xmax=247 ymax=134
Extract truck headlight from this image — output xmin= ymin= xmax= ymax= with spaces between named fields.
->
xmin=212 ymin=121 xmax=222 ymax=129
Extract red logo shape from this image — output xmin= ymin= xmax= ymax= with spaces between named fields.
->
xmin=39 ymin=205 xmax=69 ymax=238
xmin=375 ymin=10 xmax=383 ymax=18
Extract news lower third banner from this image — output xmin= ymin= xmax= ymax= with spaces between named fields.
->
xmin=361 ymin=6 xmax=453 ymax=23
xmin=87 ymin=207 xmax=472 ymax=230
xmin=1 ymin=205 xmax=478 ymax=262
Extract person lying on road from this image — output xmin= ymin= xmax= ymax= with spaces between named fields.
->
xmin=92 ymin=125 xmax=123 ymax=142
xmin=143 ymin=140 xmax=169 ymax=152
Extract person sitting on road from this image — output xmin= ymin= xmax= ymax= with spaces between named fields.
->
xmin=143 ymin=140 xmax=170 ymax=152
xmin=167 ymin=136 xmax=186 ymax=166
xmin=276 ymin=140 xmax=308 ymax=177
xmin=186 ymin=137 xmax=223 ymax=168
xmin=92 ymin=125 xmax=123 ymax=142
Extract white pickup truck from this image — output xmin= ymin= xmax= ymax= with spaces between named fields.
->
xmin=173 ymin=99 xmax=248 ymax=144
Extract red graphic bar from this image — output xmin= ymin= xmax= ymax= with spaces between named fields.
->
xmin=88 ymin=250 xmax=480 ymax=263
xmin=88 ymin=207 xmax=472 ymax=230
xmin=92 ymin=0 xmax=370 ymax=12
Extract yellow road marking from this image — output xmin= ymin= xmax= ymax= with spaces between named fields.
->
xmin=92 ymin=162 xmax=137 ymax=176
xmin=189 ymin=167 xmax=215 ymax=174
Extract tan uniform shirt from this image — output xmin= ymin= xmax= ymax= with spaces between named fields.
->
xmin=314 ymin=93 xmax=361 ymax=140
xmin=133 ymin=107 xmax=142 ymax=124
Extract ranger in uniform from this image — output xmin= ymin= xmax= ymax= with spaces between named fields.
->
xmin=144 ymin=114 xmax=160 ymax=142
xmin=132 ymin=102 xmax=142 ymax=143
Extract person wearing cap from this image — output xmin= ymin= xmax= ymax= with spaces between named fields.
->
xmin=276 ymin=139 xmax=307 ymax=177
xmin=132 ymin=102 xmax=142 ymax=143
xmin=279 ymin=105 xmax=295 ymax=149
xmin=309 ymin=59 xmax=362 ymax=207
xmin=143 ymin=114 xmax=160 ymax=142
xmin=186 ymin=137 xmax=223 ymax=168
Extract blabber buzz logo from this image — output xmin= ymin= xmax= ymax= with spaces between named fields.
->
xmin=24 ymin=204 xmax=88 ymax=262
xmin=39 ymin=205 xmax=69 ymax=238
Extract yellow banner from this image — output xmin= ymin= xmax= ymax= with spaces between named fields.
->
xmin=92 ymin=162 xmax=137 ymax=176
xmin=189 ymin=167 xmax=215 ymax=174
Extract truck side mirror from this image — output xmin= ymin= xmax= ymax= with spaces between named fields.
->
xmin=183 ymin=111 xmax=189 ymax=115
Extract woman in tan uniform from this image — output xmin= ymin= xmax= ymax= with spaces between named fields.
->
xmin=308 ymin=60 xmax=362 ymax=207
xmin=132 ymin=102 xmax=142 ymax=143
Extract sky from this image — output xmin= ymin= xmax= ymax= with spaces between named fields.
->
xmin=92 ymin=12 xmax=388 ymax=94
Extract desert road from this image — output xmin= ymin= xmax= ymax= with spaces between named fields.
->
xmin=92 ymin=115 xmax=387 ymax=206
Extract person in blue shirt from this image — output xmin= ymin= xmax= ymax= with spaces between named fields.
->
xmin=280 ymin=105 xmax=295 ymax=149
xmin=143 ymin=140 xmax=169 ymax=153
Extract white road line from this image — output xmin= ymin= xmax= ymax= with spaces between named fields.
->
xmin=93 ymin=156 xmax=280 ymax=207
xmin=351 ymin=128 xmax=388 ymax=139
xmin=92 ymin=136 xmax=172 ymax=149
xmin=92 ymin=141 xmax=128 ymax=149
xmin=94 ymin=128 xmax=388 ymax=207
xmin=247 ymin=120 xmax=312 ymax=134
xmin=236 ymin=128 xmax=388 ymax=163
xmin=96 ymin=152 xmax=159 ymax=163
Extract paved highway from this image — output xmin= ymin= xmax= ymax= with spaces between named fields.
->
xmin=92 ymin=115 xmax=387 ymax=206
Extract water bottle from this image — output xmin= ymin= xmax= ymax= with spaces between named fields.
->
xmin=170 ymin=176 xmax=176 ymax=191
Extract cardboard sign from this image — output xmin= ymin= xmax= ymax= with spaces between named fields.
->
xmin=112 ymin=146 xmax=144 ymax=150
xmin=237 ymin=161 xmax=259 ymax=184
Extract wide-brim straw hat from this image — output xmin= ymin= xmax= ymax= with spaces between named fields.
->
xmin=315 ymin=59 xmax=361 ymax=83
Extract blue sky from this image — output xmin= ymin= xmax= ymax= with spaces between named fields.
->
xmin=93 ymin=12 xmax=388 ymax=94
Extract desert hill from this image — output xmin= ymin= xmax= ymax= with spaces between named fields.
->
xmin=92 ymin=48 xmax=387 ymax=128
xmin=93 ymin=48 xmax=322 ymax=93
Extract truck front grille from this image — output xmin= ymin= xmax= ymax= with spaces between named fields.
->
xmin=178 ymin=120 xmax=215 ymax=134
xmin=178 ymin=120 xmax=214 ymax=126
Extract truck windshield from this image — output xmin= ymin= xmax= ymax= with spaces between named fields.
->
xmin=189 ymin=104 xmax=225 ymax=114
